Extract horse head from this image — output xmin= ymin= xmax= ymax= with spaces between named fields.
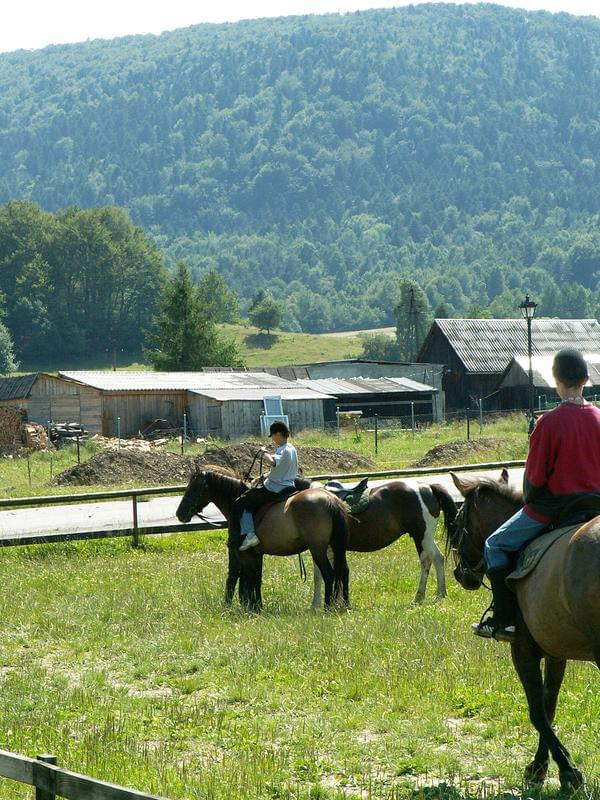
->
xmin=176 ymin=468 xmax=212 ymax=523
xmin=449 ymin=470 xmax=521 ymax=590
xmin=176 ymin=464 xmax=249 ymax=523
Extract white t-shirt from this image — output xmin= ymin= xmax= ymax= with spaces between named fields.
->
xmin=264 ymin=442 xmax=298 ymax=492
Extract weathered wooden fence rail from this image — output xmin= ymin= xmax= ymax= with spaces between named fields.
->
xmin=0 ymin=749 xmax=169 ymax=800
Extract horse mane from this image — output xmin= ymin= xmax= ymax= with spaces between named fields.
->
xmin=195 ymin=463 xmax=248 ymax=484
xmin=469 ymin=476 xmax=523 ymax=505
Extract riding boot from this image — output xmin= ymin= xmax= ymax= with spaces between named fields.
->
xmin=472 ymin=566 xmax=517 ymax=643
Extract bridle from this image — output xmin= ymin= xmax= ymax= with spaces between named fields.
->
xmin=451 ymin=497 xmax=487 ymax=587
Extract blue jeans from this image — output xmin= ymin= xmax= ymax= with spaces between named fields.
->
xmin=484 ymin=508 xmax=547 ymax=573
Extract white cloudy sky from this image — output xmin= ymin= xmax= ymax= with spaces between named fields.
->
xmin=1 ymin=1 xmax=599 ymax=54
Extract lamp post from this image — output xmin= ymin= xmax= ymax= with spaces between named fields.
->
xmin=519 ymin=294 xmax=537 ymax=435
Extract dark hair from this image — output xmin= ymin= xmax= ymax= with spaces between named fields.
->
xmin=269 ymin=420 xmax=289 ymax=437
xmin=552 ymin=348 xmax=589 ymax=387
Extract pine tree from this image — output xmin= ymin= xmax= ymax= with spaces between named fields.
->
xmin=144 ymin=261 xmax=244 ymax=370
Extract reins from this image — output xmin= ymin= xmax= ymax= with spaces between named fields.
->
xmin=244 ymin=448 xmax=267 ymax=482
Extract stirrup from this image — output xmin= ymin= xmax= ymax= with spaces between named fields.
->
xmin=472 ymin=617 xmax=495 ymax=639
xmin=493 ymin=624 xmax=516 ymax=643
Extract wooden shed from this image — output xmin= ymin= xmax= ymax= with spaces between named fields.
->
xmin=417 ymin=318 xmax=600 ymax=411
xmin=0 ymin=373 xmax=103 ymax=433
xmin=0 ymin=374 xmax=38 ymax=412
xmin=50 ymin=371 xmax=332 ymax=439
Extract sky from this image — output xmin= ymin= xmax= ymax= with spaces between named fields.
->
xmin=1 ymin=0 xmax=599 ymax=55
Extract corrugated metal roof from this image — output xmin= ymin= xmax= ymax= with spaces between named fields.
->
xmin=296 ymin=376 xmax=436 ymax=395
xmin=58 ymin=370 xmax=333 ymax=400
xmin=0 ymin=374 xmax=38 ymax=401
xmin=502 ymin=354 xmax=600 ymax=388
xmin=430 ymin=319 xmax=600 ymax=374
xmin=188 ymin=387 xmax=333 ymax=401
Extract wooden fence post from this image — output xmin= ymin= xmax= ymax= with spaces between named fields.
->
xmin=132 ymin=494 xmax=139 ymax=547
xmin=35 ymin=755 xmax=57 ymax=800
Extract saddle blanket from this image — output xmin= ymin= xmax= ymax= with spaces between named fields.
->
xmin=507 ymin=523 xmax=580 ymax=587
xmin=343 ymin=488 xmax=370 ymax=515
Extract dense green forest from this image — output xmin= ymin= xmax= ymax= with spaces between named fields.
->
xmin=0 ymin=202 xmax=165 ymax=362
xmin=1 ymin=3 xmax=600 ymax=340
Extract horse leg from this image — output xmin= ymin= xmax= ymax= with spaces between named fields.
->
xmin=311 ymin=546 xmax=333 ymax=610
xmin=239 ymin=551 xmax=263 ymax=612
xmin=225 ymin=542 xmax=241 ymax=605
xmin=410 ymin=536 xmax=429 ymax=604
xmin=310 ymin=549 xmax=335 ymax=608
xmin=420 ymin=510 xmax=446 ymax=600
xmin=511 ymin=637 xmax=583 ymax=791
xmin=522 ymin=654 xmax=567 ymax=785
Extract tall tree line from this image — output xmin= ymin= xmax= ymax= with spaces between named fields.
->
xmin=0 ymin=201 xmax=165 ymax=361
xmin=1 ymin=6 xmax=600 ymax=330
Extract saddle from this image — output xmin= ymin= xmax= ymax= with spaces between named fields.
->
xmin=507 ymin=495 xmax=600 ymax=588
xmin=324 ymin=476 xmax=370 ymax=514
xmin=253 ymin=485 xmax=298 ymax=528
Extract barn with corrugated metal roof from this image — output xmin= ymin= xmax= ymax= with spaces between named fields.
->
xmin=30 ymin=371 xmax=334 ymax=439
xmin=417 ymin=318 xmax=600 ymax=411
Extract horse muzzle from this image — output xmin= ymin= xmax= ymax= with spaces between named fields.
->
xmin=453 ymin=564 xmax=483 ymax=590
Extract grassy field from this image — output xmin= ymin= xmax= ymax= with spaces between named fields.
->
xmin=217 ymin=323 xmax=365 ymax=367
xmin=0 ymin=417 xmax=597 ymax=799
xmin=16 ymin=324 xmax=365 ymax=374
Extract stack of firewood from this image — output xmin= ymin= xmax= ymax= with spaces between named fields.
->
xmin=0 ymin=406 xmax=53 ymax=454
xmin=23 ymin=423 xmax=52 ymax=451
xmin=0 ymin=406 xmax=26 ymax=454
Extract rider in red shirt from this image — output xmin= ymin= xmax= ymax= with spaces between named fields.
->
xmin=473 ymin=348 xmax=600 ymax=643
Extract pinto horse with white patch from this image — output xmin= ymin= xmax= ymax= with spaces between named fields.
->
xmin=312 ymin=480 xmax=458 ymax=608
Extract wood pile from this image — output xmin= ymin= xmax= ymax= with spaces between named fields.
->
xmin=23 ymin=423 xmax=52 ymax=451
xmin=88 ymin=434 xmax=169 ymax=451
xmin=0 ymin=406 xmax=53 ymax=455
xmin=0 ymin=406 xmax=27 ymax=454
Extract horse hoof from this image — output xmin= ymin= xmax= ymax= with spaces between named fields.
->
xmin=559 ymin=768 xmax=585 ymax=793
xmin=524 ymin=759 xmax=549 ymax=785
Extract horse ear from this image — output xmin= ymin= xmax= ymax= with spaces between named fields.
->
xmin=450 ymin=471 xmax=475 ymax=497
xmin=500 ymin=468 xmax=509 ymax=483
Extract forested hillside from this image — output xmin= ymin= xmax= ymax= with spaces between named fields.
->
xmin=1 ymin=3 xmax=600 ymax=334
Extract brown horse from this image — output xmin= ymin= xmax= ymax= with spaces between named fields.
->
xmin=448 ymin=469 xmax=600 ymax=792
xmin=311 ymin=480 xmax=458 ymax=608
xmin=176 ymin=465 xmax=350 ymax=612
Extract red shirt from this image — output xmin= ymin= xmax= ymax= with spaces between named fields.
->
xmin=524 ymin=401 xmax=600 ymax=521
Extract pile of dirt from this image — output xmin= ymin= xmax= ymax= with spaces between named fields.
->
xmin=412 ymin=438 xmax=499 ymax=468
xmin=54 ymin=449 xmax=197 ymax=486
xmin=54 ymin=442 xmax=375 ymax=486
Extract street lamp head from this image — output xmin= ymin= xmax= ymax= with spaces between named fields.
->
xmin=519 ymin=294 xmax=537 ymax=320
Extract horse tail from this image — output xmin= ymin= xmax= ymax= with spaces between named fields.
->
xmin=429 ymin=483 xmax=458 ymax=554
xmin=327 ymin=494 xmax=350 ymax=603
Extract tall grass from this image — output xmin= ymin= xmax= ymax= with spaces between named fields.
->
xmin=0 ymin=415 xmax=596 ymax=798
xmin=0 ymin=533 xmax=597 ymax=799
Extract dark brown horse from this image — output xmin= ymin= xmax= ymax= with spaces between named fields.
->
xmin=176 ymin=466 xmax=349 ymax=611
xmin=448 ymin=469 xmax=600 ymax=792
xmin=312 ymin=480 xmax=458 ymax=607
